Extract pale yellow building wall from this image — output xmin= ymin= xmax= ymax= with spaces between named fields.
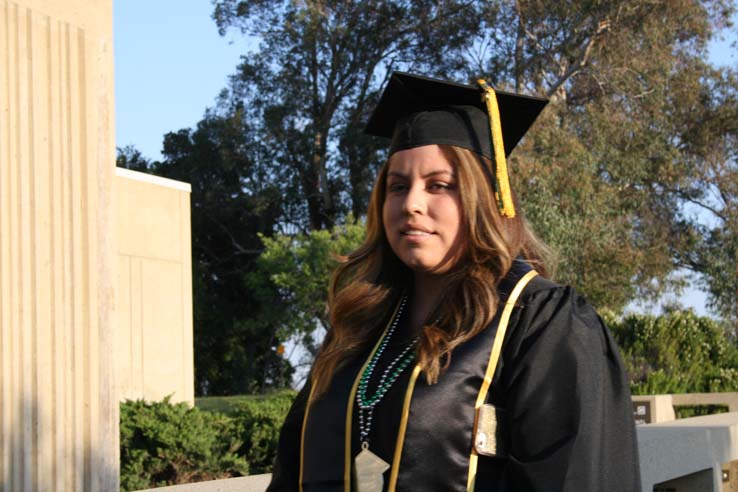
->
xmin=0 ymin=0 xmax=117 ymax=491
xmin=115 ymin=168 xmax=194 ymax=405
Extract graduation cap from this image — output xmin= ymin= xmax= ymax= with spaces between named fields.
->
xmin=365 ymin=72 xmax=548 ymax=217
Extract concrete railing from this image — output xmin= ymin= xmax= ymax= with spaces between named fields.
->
xmin=632 ymin=392 xmax=738 ymax=425
xmin=671 ymin=392 xmax=738 ymax=412
xmin=631 ymin=392 xmax=738 ymax=491
xmin=637 ymin=412 xmax=738 ymax=491
xmin=136 ymin=474 xmax=271 ymax=492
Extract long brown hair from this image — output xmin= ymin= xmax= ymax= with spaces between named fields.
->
xmin=310 ymin=145 xmax=549 ymax=397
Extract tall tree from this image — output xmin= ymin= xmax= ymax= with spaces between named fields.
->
xmin=150 ymin=111 xmax=292 ymax=394
xmin=669 ymin=66 xmax=738 ymax=327
xmin=116 ymin=144 xmax=153 ymax=172
xmin=453 ymin=0 xmax=736 ymax=311
xmin=212 ymin=0 xmax=482 ymax=231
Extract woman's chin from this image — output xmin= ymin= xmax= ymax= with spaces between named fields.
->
xmin=401 ymin=258 xmax=454 ymax=277
xmin=398 ymin=255 xmax=432 ymax=272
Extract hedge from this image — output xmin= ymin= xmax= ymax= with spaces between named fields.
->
xmin=120 ymin=397 xmax=249 ymax=490
xmin=606 ymin=310 xmax=738 ymax=395
xmin=120 ymin=391 xmax=295 ymax=490
xmin=227 ymin=391 xmax=296 ymax=474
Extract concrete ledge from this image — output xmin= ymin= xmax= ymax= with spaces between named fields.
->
xmin=116 ymin=166 xmax=192 ymax=192
xmin=672 ymin=392 xmax=738 ymax=412
xmin=638 ymin=412 xmax=738 ymax=491
xmin=135 ymin=474 xmax=271 ymax=492
xmin=632 ymin=394 xmax=676 ymax=423
xmin=631 ymin=392 xmax=738 ymax=425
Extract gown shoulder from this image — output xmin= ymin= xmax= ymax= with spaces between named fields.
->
xmin=488 ymin=276 xmax=641 ymax=491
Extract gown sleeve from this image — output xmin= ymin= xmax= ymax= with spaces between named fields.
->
xmin=266 ymin=380 xmax=312 ymax=492
xmin=492 ymin=284 xmax=641 ymax=491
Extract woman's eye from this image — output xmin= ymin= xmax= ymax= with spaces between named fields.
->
xmin=387 ymin=183 xmax=408 ymax=193
xmin=429 ymin=182 xmax=453 ymax=191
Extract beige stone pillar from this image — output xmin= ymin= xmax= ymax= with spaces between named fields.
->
xmin=115 ymin=168 xmax=195 ymax=405
xmin=0 ymin=0 xmax=117 ymax=490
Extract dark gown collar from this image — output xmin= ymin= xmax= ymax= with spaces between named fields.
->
xmin=498 ymin=257 xmax=534 ymax=301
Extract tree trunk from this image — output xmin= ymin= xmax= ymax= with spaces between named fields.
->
xmin=306 ymin=131 xmax=325 ymax=230
xmin=514 ymin=1 xmax=525 ymax=93
xmin=307 ymin=123 xmax=335 ymax=230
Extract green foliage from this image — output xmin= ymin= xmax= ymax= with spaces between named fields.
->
xmin=116 ymin=145 xmax=152 ymax=172
xmin=496 ymin=0 xmax=734 ymax=311
xmin=607 ymin=310 xmax=738 ymax=395
xmin=228 ymin=391 xmax=297 ymax=474
xmin=514 ymin=112 xmax=654 ymax=310
xmin=675 ymin=404 xmax=728 ymax=419
xmin=700 ymin=226 xmax=738 ymax=326
xmin=120 ymin=398 xmax=249 ymax=491
xmin=250 ymin=220 xmax=366 ymax=358
xmin=667 ymin=67 xmax=738 ymax=327
xmin=195 ymin=390 xmax=296 ymax=415
xmin=120 ymin=393 xmax=296 ymax=489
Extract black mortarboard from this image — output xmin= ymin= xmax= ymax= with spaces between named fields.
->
xmin=365 ymin=72 xmax=548 ymax=217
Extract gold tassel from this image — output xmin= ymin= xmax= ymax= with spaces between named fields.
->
xmin=477 ymin=79 xmax=516 ymax=218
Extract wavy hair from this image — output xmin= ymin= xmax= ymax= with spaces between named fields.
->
xmin=310 ymin=145 xmax=549 ymax=397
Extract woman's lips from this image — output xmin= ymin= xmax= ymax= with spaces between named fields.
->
xmin=400 ymin=228 xmax=435 ymax=242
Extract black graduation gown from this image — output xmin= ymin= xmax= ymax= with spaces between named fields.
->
xmin=267 ymin=265 xmax=641 ymax=492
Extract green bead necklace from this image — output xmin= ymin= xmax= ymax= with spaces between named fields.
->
xmin=356 ymin=296 xmax=418 ymax=445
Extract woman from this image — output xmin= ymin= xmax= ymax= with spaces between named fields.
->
xmin=267 ymin=72 xmax=641 ymax=492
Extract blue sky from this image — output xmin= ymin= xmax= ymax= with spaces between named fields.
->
xmin=114 ymin=2 xmax=737 ymax=162
xmin=114 ymin=0 xmax=246 ymax=161
xmin=114 ymin=1 xmax=736 ymax=316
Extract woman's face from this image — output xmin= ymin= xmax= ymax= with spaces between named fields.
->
xmin=382 ymin=145 xmax=465 ymax=275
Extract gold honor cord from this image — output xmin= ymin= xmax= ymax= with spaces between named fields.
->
xmin=298 ymin=383 xmax=317 ymax=492
xmin=466 ymin=269 xmax=539 ymax=491
xmin=477 ymin=79 xmax=516 ymax=218
xmin=387 ymin=364 xmax=422 ymax=492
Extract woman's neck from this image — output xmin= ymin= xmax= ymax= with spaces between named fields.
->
xmin=407 ymin=271 xmax=452 ymax=336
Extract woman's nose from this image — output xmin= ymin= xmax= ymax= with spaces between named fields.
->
xmin=403 ymin=184 xmax=426 ymax=214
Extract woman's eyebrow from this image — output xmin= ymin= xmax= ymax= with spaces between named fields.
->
xmin=387 ymin=169 xmax=455 ymax=179
xmin=423 ymin=170 xmax=455 ymax=178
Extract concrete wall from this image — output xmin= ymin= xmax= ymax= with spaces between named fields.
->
xmin=136 ymin=475 xmax=272 ymax=492
xmin=0 ymin=0 xmax=117 ymax=490
xmin=638 ymin=412 xmax=738 ymax=491
xmin=633 ymin=394 xmax=677 ymax=424
xmin=115 ymin=168 xmax=194 ymax=404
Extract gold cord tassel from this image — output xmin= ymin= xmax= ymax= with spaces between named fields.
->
xmin=477 ymin=79 xmax=516 ymax=218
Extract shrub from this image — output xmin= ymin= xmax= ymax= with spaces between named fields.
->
xmin=674 ymin=404 xmax=728 ymax=419
xmin=120 ymin=397 xmax=249 ymax=491
xmin=229 ymin=390 xmax=296 ymax=474
xmin=607 ymin=310 xmax=738 ymax=395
